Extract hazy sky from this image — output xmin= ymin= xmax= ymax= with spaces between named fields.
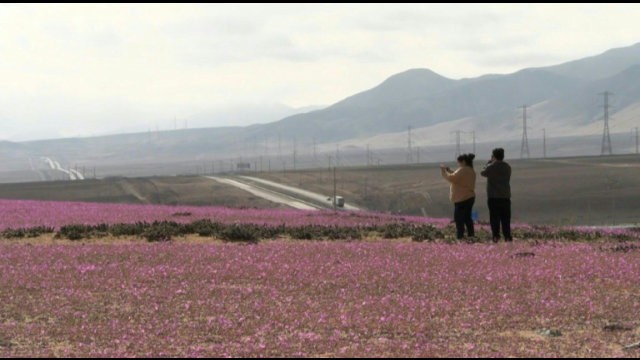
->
xmin=2 ymin=3 xmax=640 ymax=141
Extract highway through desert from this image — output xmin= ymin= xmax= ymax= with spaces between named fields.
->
xmin=206 ymin=175 xmax=362 ymax=211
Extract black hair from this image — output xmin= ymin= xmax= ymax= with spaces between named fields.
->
xmin=457 ymin=153 xmax=475 ymax=168
xmin=492 ymin=148 xmax=505 ymax=161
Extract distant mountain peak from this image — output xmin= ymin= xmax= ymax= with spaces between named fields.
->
xmin=382 ymin=68 xmax=452 ymax=82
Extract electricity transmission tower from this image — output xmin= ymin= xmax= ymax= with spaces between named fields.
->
xmin=277 ymin=133 xmax=282 ymax=160
xmin=312 ymin=138 xmax=317 ymax=165
xmin=600 ymin=91 xmax=613 ymax=155
xmin=470 ymin=131 xmax=476 ymax=154
xmin=292 ymin=137 xmax=297 ymax=170
xmin=406 ymin=126 xmax=413 ymax=164
xmin=542 ymin=128 xmax=547 ymax=159
xmin=520 ymin=105 xmax=530 ymax=159
xmin=450 ymin=130 xmax=462 ymax=157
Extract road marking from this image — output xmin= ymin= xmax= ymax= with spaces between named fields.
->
xmin=239 ymin=176 xmax=361 ymax=211
xmin=206 ymin=176 xmax=320 ymax=210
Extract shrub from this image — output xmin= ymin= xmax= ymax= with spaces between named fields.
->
xmin=2 ymin=228 xmax=26 ymax=238
xmin=220 ymin=224 xmax=259 ymax=243
xmin=172 ymin=212 xmax=192 ymax=217
xmin=26 ymin=226 xmax=55 ymax=238
xmin=325 ymin=226 xmax=362 ymax=240
xmin=380 ymin=223 xmax=413 ymax=239
xmin=288 ymin=225 xmax=318 ymax=240
xmin=57 ymin=224 xmax=95 ymax=240
xmin=143 ymin=221 xmax=180 ymax=242
xmin=411 ymin=225 xmax=444 ymax=242
xmin=257 ymin=224 xmax=285 ymax=239
xmin=110 ymin=222 xmax=147 ymax=237
xmin=191 ymin=219 xmax=223 ymax=237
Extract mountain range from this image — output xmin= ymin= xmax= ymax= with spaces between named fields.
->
xmin=248 ymin=41 xmax=640 ymax=149
xmin=3 ymin=41 xmax=640 ymax=180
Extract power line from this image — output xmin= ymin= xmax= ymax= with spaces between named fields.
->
xmin=278 ymin=133 xmax=282 ymax=160
xmin=600 ymin=91 xmax=613 ymax=155
xmin=406 ymin=126 xmax=413 ymax=164
xmin=312 ymin=138 xmax=317 ymax=165
xmin=542 ymin=128 xmax=547 ymax=159
xmin=470 ymin=131 xmax=476 ymax=154
xmin=450 ymin=130 xmax=462 ymax=157
xmin=263 ymin=138 xmax=270 ymax=158
xmin=292 ymin=137 xmax=297 ymax=170
xmin=520 ymin=105 xmax=530 ymax=159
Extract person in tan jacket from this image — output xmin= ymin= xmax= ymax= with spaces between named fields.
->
xmin=441 ymin=153 xmax=476 ymax=239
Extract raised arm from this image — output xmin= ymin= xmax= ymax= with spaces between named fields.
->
xmin=480 ymin=162 xmax=494 ymax=177
xmin=442 ymin=167 xmax=462 ymax=184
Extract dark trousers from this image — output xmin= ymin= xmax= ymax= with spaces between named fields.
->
xmin=488 ymin=198 xmax=512 ymax=240
xmin=454 ymin=197 xmax=475 ymax=239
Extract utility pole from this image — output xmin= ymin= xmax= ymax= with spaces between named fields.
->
xmin=335 ymin=144 xmax=340 ymax=168
xmin=278 ymin=133 xmax=282 ymax=162
xmin=333 ymin=166 xmax=337 ymax=212
xmin=293 ymin=137 xmax=297 ymax=171
xmin=520 ymin=105 xmax=530 ymax=159
xmin=366 ymin=144 xmax=371 ymax=166
xmin=471 ymin=131 xmax=476 ymax=154
xmin=600 ymin=91 xmax=613 ymax=155
xmin=312 ymin=138 xmax=317 ymax=166
xmin=406 ymin=126 xmax=413 ymax=164
xmin=450 ymin=130 xmax=462 ymax=157
xmin=542 ymin=128 xmax=547 ymax=159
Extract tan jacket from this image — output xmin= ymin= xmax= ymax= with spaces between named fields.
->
xmin=441 ymin=165 xmax=476 ymax=203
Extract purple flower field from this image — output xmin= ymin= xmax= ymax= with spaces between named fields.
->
xmin=0 ymin=199 xmax=639 ymax=357
xmin=0 ymin=199 xmax=448 ymax=230
xmin=0 ymin=241 xmax=638 ymax=357
xmin=1 ymin=199 xmax=637 ymax=242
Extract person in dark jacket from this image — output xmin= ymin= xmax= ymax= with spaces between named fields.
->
xmin=480 ymin=148 xmax=512 ymax=242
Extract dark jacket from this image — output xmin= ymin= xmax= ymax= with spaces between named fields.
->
xmin=480 ymin=160 xmax=511 ymax=199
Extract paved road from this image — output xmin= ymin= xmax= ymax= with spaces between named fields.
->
xmin=539 ymin=158 xmax=640 ymax=168
xmin=40 ymin=156 xmax=85 ymax=180
xmin=206 ymin=176 xmax=321 ymax=210
xmin=239 ymin=176 xmax=362 ymax=211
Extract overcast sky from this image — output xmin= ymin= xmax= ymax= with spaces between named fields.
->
xmin=2 ymin=3 xmax=640 ymax=141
